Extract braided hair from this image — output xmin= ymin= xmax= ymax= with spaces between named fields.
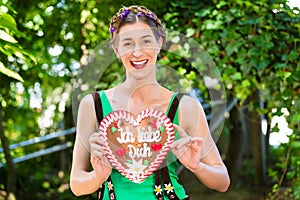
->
xmin=109 ymin=5 xmax=165 ymax=46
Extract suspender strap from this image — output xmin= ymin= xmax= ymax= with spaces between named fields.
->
xmin=93 ymin=91 xmax=103 ymax=125
xmin=161 ymin=166 xmax=180 ymax=200
xmin=96 ymin=185 xmax=105 ymax=200
xmin=106 ymin=176 xmax=116 ymax=200
xmin=154 ymin=93 xmax=188 ymax=200
xmin=167 ymin=93 xmax=184 ymax=123
xmin=93 ymin=91 xmax=116 ymax=200
xmin=154 ymin=168 xmax=164 ymax=200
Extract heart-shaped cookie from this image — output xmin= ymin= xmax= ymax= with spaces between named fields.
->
xmin=99 ymin=109 xmax=175 ymax=183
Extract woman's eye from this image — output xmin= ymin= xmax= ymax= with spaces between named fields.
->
xmin=123 ymin=42 xmax=133 ymax=48
xmin=143 ymin=40 xmax=151 ymax=45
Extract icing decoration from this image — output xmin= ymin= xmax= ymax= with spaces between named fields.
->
xmin=160 ymin=126 xmax=164 ymax=132
xmin=116 ymin=148 xmax=126 ymax=157
xmin=126 ymin=159 xmax=132 ymax=164
xmin=114 ymin=121 xmax=120 ymax=129
xmin=151 ymin=143 xmax=162 ymax=151
xmin=99 ymin=109 xmax=175 ymax=183
xmin=125 ymin=159 xmax=147 ymax=174
xmin=143 ymin=160 xmax=149 ymax=166
xmin=111 ymin=127 xmax=117 ymax=133
xmin=152 ymin=119 xmax=158 ymax=129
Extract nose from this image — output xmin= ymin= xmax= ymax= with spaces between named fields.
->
xmin=132 ymin=44 xmax=143 ymax=57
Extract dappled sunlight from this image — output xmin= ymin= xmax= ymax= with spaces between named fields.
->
xmin=0 ymin=0 xmax=299 ymax=199
xmin=269 ymin=109 xmax=293 ymax=147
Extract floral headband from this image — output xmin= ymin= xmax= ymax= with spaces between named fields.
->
xmin=109 ymin=5 xmax=164 ymax=39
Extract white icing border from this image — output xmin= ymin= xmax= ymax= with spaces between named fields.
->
xmin=98 ymin=108 xmax=175 ymax=183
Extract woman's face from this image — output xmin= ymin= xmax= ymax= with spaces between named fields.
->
xmin=114 ymin=22 xmax=162 ymax=78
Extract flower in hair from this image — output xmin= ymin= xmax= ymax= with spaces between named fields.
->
xmin=120 ymin=9 xmax=130 ymax=19
xmin=109 ymin=27 xmax=116 ymax=33
xmin=137 ymin=12 xmax=142 ymax=17
xmin=146 ymin=12 xmax=154 ymax=19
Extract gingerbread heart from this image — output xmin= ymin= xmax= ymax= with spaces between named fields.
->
xmin=99 ymin=109 xmax=175 ymax=183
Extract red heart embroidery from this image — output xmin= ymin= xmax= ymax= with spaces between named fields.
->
xmin=151 ymin=144 xmax=162 ymax=151
xmin=99 ymin=109 xmax=175 ymax=183
xmin=116 ymin=148 xmax=126 ymax=157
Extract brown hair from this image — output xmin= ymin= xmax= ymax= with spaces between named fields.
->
xmin=109 ymin=5 xmax=165 ymax=45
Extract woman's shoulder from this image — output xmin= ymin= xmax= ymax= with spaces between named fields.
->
xmin=179 ymin=94 xmax=205 ymax=121
xmin=99 ymin=87 xmax=118 ymax=102
xmin=180 ymin=94 xmax=201 ymax=110
xmin=178 ymin=94 xmax=208 ymax=136
xmin=80 ymin=92 xmax=94 ymax=106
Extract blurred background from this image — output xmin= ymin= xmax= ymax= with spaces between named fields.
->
xmin=0 ymin=0 xmax=299 ymax=199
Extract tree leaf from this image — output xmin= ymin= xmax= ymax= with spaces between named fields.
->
xmin=4 ymin=44 xmax=37 ymax=64
xmin=0 ymin=29 xmax=18 ymax=43
xmin=186 ymin=28 xmax=195 ymax=37
xmin=231 ymin=72 xmax=242 ymax=80
xmin=242 ymin=79 xmax=251 ymax=87
xmin=0 ymin=61 xmax=24 ymax=82
xmin=0 ymin=11 xmax=18 ymax=32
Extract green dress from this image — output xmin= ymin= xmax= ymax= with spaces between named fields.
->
xmin=99 ymin=91 xmax=187 ymax=200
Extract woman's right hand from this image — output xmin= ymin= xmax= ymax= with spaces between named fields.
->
xmin=89 ymin=132 xmax=112 ymax=180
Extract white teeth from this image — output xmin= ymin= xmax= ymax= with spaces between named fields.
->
xmin=132 ymin=60 xmax=147 ymax=65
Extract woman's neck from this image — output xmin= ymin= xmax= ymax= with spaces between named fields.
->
xmin=121 ymin=68 xmax=160 ymax=96
xmin=121 ymin=79 xmax=161 ymax=101
xmin=107 ymin=76 xmax=172 ymax=114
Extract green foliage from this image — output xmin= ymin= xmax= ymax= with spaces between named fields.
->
xmin=0 ymin=0 xmax=299 ymax=199
xmin=0 ymin=1 xmax=169 ymax=199
xmin=0 ymin=3 xmax=36 ymax=82
xmin=162 ymin=0 xmax=300 ymax=198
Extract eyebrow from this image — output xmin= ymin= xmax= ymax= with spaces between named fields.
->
xmin=141 ymin=35 xmax=152 ymax=39
xmin=121 ymin=35 xmax=153 ymax=42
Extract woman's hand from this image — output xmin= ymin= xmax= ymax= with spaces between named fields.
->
xmin=170 ymin=124 xmax=203 ymax=173
xmin=89 ymin=132 xmax=112 ymax=180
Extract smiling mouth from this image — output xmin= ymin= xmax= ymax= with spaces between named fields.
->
xmin=130 ymin=59 xmax=148 ymax=69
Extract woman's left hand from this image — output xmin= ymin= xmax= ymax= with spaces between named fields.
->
xmin=170 ymin=124 xmax=203 ymax=172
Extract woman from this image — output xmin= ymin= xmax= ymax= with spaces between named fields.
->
xmin=70 ymin=5 xmax=230 ymax=200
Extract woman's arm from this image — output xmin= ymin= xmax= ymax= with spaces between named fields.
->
xmin=70 ymin=94 xmax=111 ymax=196
xmin=171 ymin=96 xmax=230 ymax=192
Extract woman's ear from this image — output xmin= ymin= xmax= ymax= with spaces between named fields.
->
xmin=156 ymin=37 xmax=164 ymax=53
xmin=159 ymin=37 xmax=163 ymax=48
xmin=112 ymin=46 xmax=121 ymax=60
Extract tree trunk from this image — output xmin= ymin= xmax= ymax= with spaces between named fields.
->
xmin=0 ymin=103 xmax=17 ymax=199
xmin=225 ymin=105 xmax=247 ymax=185
xmin=265 ymin=114 xmax=271 ymax=166
xmin=244 ymin=90 xmax=267 ymax=186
